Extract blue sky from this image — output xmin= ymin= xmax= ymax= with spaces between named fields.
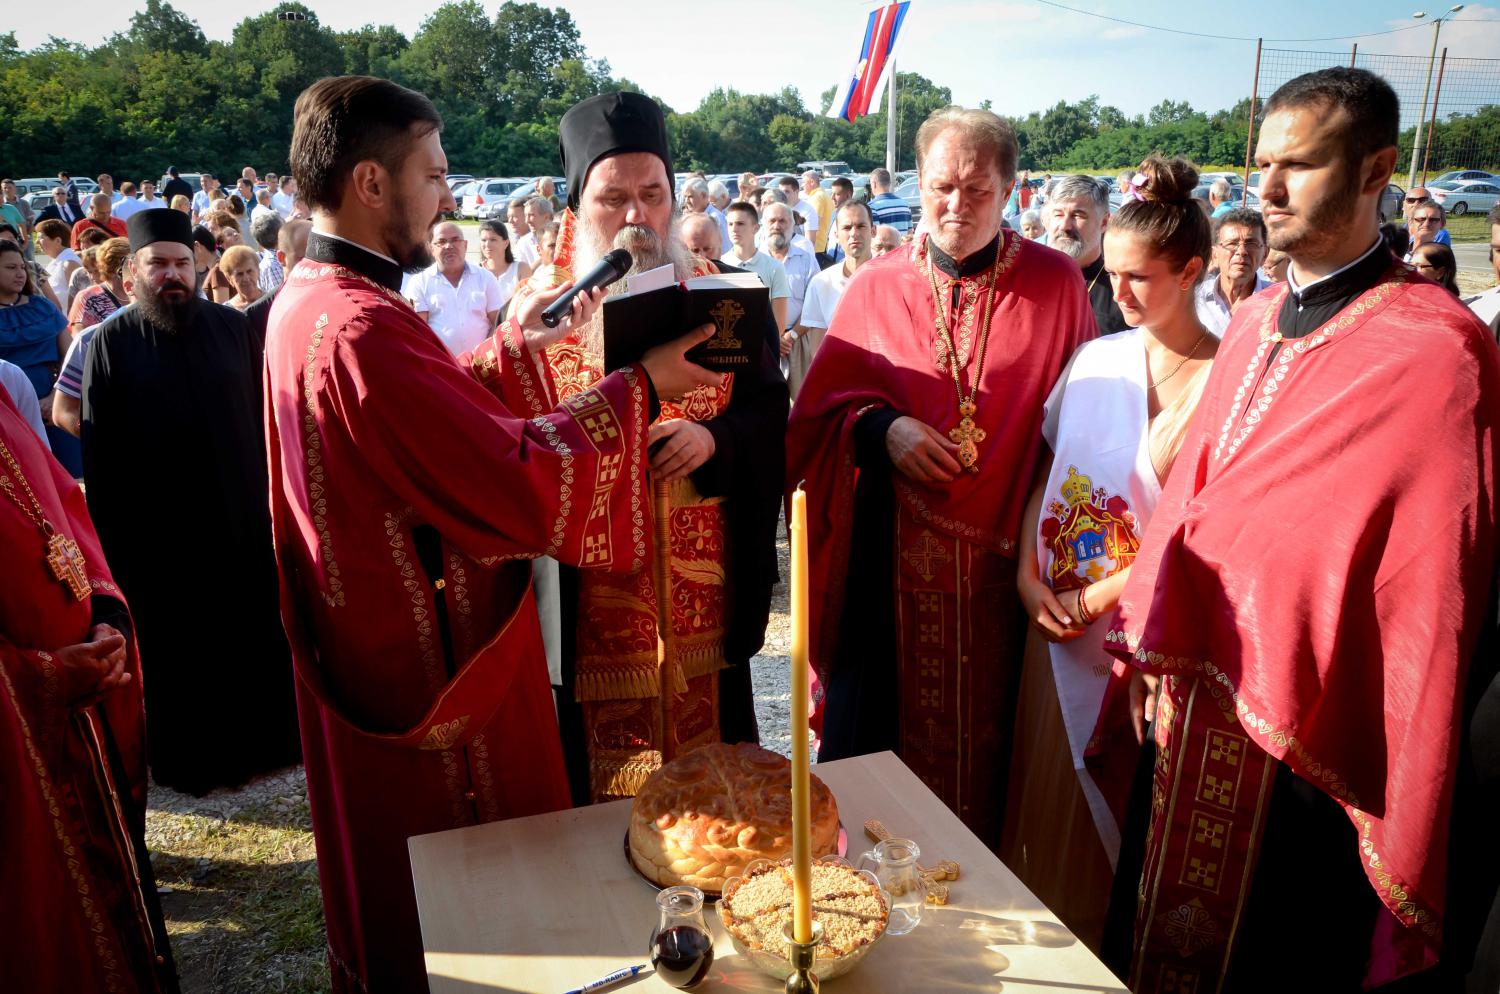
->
xmin=14 ymin=0 xmax=1500 ymax=119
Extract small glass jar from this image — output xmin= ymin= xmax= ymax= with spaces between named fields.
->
xmin=649 ymin=885 xmax=715 ymax=989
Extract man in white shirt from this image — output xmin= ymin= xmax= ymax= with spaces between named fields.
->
xmin=790 ymin=200 xmax=873 ymax=396
xmin=96 ymin=174 xmax=121 ymax=206
xmin=776 ymin=176 xmax=819 ymax=249
xmin=191 ymin=174 xmax=218 ymax=220
xmin=761 ymin=201 xmax=818 ymax=347
xmin=506 ymin=199 xmax=539 ymax=267
xmin=271 ymin=176 xmax=297 ymax=219
xmin=1195 ymin=207 xmax=1271 ymax=336
xmin=404 ymin=221 xmax=505 ymax=355
xmin=520 ymin=195 xmax=553 ymax=266
xmin=721 ymin=201 xmax=789 ymax=333
xmin=110 ymin=183 xmax=145 ymax=222
xmin=252 ymin=189 xmax=279 ymax=224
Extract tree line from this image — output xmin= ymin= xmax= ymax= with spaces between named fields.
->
xmin=2 ymin=0 xmax=1493 ymax=184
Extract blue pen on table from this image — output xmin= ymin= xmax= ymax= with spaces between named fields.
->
xmin=563 ymin=962 xmax=649 ymax=994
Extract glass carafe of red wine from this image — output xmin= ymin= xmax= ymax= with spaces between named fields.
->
xmin=649 ymin=885 xmax=714 ymax=989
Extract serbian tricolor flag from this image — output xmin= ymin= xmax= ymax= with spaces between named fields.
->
xmin=825 ymin=1 xmax=911 ymax=122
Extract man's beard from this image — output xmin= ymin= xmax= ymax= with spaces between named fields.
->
xmin=136 ymin=274 xmax=201 ymax=335
xmin=1265 ymin=165 xmax=1363 ymax=256
xmin=1049 ymin=231 xmax=1088 ymax=261
xmin=572 ymin=210 xmax=695 ymax=366
xmin=766 ymin=231 xmax=789 ymax=254
xmin=384 ymin=192 xmax=440 ymax=272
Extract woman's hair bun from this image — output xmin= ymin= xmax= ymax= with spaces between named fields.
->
xmin=1133 ymin=155 xmax=1200 ymax=204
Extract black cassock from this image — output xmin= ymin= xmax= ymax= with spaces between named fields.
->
xmin=81 ymin=300 xmax=299 ymax=795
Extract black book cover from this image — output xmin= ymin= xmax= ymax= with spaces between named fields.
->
xmin=602 ymin=275 xmax=769 ymax=373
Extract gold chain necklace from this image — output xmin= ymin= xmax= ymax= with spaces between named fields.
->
xmin=924 ymin=239 xmax=1004 ymax=472
xmin=1147 ymin=330 xmax=1208 ymax=390
xmin=0 ymin=437 xmax=91 ymax=601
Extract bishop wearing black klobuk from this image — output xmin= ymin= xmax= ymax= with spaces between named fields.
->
xmin=81 ymin=208 xmax=299 ymax=795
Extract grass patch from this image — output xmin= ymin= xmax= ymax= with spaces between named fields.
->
xmin=1441 ymin=214 xmax=1493 ymax=243
xmin=148 ymin=784 xmax=330 ymax=993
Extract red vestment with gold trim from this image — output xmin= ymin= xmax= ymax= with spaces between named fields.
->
xmin=0 ymin=393 xmax=175 ymax=993
xmin=266 ymin=258 xmax=655 ymax=992
xmin=508 ymin=212 xmax=783 ymax=801
xmin=1105 ymin=269 xmax=1500 ymax=990
xmin=788 ymin=231 xmax=1095 ymax=845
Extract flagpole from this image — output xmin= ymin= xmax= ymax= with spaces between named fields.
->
xmin=886 ymin=55 xmax=898 ymax=174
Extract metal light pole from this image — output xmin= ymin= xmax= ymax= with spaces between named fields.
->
xmin=1408 ymin=6 xmax=1463 ymax=188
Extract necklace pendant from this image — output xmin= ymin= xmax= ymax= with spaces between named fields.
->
xmin=949 ymin=415 xmax=987 ymax=472
xmin=47 ymin=532 xmax=90 ymax=601
xmin=958 ymin=399 xmax=977 ymax=419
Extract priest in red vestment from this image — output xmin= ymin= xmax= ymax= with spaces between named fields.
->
xmin=788 ymin=107 xmax=1095 ymax=847
xmin=266 ymin=77 xmax=719 ymax=993
xmin=0 ymin=391 xmax=177 ymax=993
xmin=1101 ymin=68 xmax=1500 ymax=992
xmin=501 ymin=92 xmax=787 ymax=803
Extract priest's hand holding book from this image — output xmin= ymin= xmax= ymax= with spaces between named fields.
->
xmin=512 ymin=279 xmax=720 ymax=400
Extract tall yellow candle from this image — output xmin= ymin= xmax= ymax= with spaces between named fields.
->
xmin=789 ymin=487 xmax=813 ymax=945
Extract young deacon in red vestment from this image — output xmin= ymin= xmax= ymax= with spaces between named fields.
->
xmin=0 ymin=391 xmax=177 ymax=992
xmin=1102 ymin=68 xmax=1500 ymax=992
xmin=265 ymin=77 xmax=718 ymax=994
xmin=787 ymin=108 xmax=1095 ymax=848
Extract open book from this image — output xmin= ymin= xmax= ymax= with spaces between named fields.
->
xmin=602 ymin=271 xmax=769 ymax=374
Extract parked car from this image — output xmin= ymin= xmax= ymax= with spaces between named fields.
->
xmin=1191 ymin=183 xmax=1261 ymax=210
xmin=797 ymin=160 xmax=851 ymax=177
xmin=502 ymin=177 xmax=567 ymax=210
xmin=444 ymin=181 xmax=476 ymax=219
xmin=1430 ymin=179 xmax=1500 ymax=216
xmin=159 ymin=172 xmax=205 ymax=193
xmin=15 ymin=178 xmax=60 ymax=197
xmin=705 ymin=175 xmax=737 ymax=200
xmin=25 ymin=191 xmax=53 ymax=213
xmin=462 ymin=177 xmax=529 ymax=220
xmin=446 ymin=174 xmax=474 ymax=191
xmin=1431 ymin=169 xmax=1496 ymax=185
xmin=894 ymin=176 xmax=923 ymax=225
xmin=758 ymin=172 xmax=795 ymax=189
xmin=1200 ymin=171 xmax=1245 ymax=187
xmin=1378 ymin=183 xmax=1404 ymax=221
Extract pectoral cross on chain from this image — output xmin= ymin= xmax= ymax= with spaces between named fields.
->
xmin=47 ymin=532 xmax=90 ymax=601
xmin=949 ymin=399 xmax=986 ymax=472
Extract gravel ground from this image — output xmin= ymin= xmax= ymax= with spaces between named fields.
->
xmin=149 ymin=513 xmax=797 ymax=992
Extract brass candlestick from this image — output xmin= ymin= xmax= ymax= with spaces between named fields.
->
xmin=783 ymin=920 xmax=823 ymax=994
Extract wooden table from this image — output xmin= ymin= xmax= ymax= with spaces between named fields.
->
xmin=410 ymin=751 xmax=1127 ymax=994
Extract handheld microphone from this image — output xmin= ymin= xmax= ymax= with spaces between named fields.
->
xmin=540 ymin=248 xmax=633 ymax=327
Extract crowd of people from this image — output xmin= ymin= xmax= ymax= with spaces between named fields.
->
xmin=3 ymin=65 xmax=1499 ymax=994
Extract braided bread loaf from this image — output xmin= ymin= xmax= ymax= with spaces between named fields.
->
xmin=627 ymin=742 xmax=840 ymax=894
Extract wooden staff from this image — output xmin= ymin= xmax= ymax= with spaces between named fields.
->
xmin=653 ymin=476 xmax=675 ymax=763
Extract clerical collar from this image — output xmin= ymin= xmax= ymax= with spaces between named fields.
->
xmin=306 ymin=229 xmax=405 ymax=293
xmin=929 ymin=233 xmax=1000 ymax=278
xmin=1286 ymin=236 xmax=1386 ymax=306
xmin=1277 ymin=235 xmax=1392 ymax=340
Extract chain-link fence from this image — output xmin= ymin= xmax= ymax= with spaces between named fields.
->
xmin=1255 ymin=46 xmax=1500 ymax=183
